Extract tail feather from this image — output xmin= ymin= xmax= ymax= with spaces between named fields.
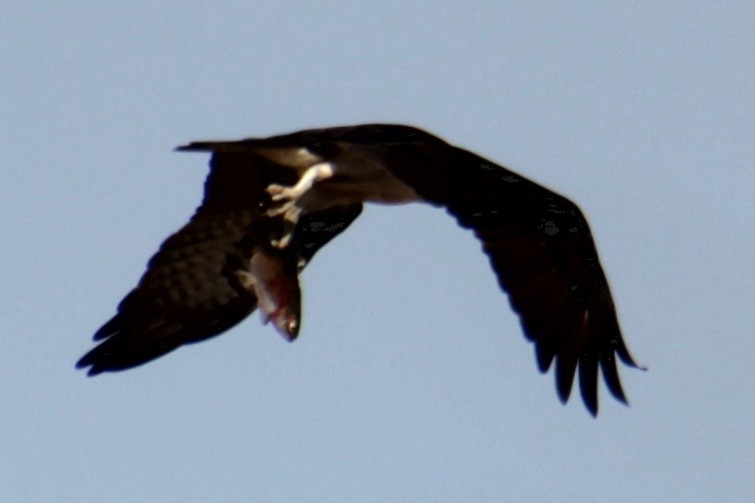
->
xmin=175 ymin=141 xmax=243 ymax=152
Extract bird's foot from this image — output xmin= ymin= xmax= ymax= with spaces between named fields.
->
xmin=264 ymin=162 xmax=334 ymax=217
xmin=269 ymin=205 xmax=302 ymax=249
xmin=263 ymin=162 xmax=335 ymax=248
xmin=265 ymin=183 xmax=301 ymax=200
xmin=264 ymin=184 xmax=298 ymax=217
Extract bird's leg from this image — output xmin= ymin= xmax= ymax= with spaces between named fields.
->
xmin=270 ymin=205 xmax=302 ymax=249
xmin=265 ymin=162 xmax=334 ymax=217
xmin=265 ymin=162 xmax=334 ymax=248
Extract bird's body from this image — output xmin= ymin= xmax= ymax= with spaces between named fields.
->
xmin=78 ymin=124 xmax=640 ymax=415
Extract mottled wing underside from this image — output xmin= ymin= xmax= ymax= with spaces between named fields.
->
xmin=77 ymin=151 xmax=361 ymax=374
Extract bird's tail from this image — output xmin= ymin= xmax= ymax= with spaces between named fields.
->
xmin=175 ymin=141 xmax=250 ymax=152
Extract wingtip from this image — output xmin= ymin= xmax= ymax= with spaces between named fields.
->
xmin=580 ymin=382 xmax=600 ymax=417
xmin=75 ymin=353 xmax=95 ymax=373
xmin=578 ymin=355 xmax=599 ymax=417
xmin=85 ymin=366 xmax=104 ymax=377
xmin=535 ymin=345 xmax=555 ymax=373
xmin=555 ymin=375 xmax=574 ymax=407
xmin=615 ymin=338 xmax=647 ymax=372
xmin=92 ymin=314 xmax=123 ymax=341
xmin=556 ymin=387 xmax=599 ymax=417
xmin=586 ymin=403 xmax=598 ymax=418
xmin=75 ymin=359 xmax=100 ymax=376
xmin=76 ymin=341 xmax=112 ymax=376
xmin=75 ymin=353 xmax=89 ymax=370
xmin=609 ymin=387 xmax=631 ymax=409
xmin=554 ymin=353 xmax=579 ymax=406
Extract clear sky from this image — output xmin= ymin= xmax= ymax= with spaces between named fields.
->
xmin=2 ymin=2 xmax=754 ymax=502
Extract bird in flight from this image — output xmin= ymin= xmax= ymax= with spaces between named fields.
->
xmin=77 ymin=124 xmax=640 ymax=415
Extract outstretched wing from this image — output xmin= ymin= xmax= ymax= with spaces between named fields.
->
xmin=77 ymin=151 xmax=361 ymax=374
xmin=383 ymin=144 xmax=639 ymax=415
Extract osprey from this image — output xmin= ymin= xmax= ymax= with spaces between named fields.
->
xmin=77 ymin=124 xmax=640 ymax=415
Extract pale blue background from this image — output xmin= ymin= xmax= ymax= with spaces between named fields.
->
xmin=2 ymin=2 xmax=754 ymax=502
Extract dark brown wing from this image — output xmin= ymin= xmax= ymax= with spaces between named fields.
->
xmin=384 ymin=143 xmax=640 ymax=415
xmin=77 ymin=151 xmax=362 ymax=374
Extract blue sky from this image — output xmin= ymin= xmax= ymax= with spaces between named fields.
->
xmin=2 ymin=2 xmax=754 ymax=502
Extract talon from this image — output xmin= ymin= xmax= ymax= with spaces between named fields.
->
xmin=265 ymin=201 xmax=294 ymax=217
xmin=271 ymin=207 xmax=301 ymax=249
xmin=266 ymin=184 xmax=292 ymax=201
xmin=271 ymin=234 xmax=292 ymax=249
xmin=265 ymin=183 xmax=286 ymax=194
xmin=264 ymin=182 xmax=299 ymax=216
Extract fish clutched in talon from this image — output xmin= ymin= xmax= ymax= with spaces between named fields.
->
xmin=235 ymin=245 xmax=301 ymax=341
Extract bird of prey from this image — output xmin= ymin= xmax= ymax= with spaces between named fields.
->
xmin=77 ymin=124 xmax=640 ymax=415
